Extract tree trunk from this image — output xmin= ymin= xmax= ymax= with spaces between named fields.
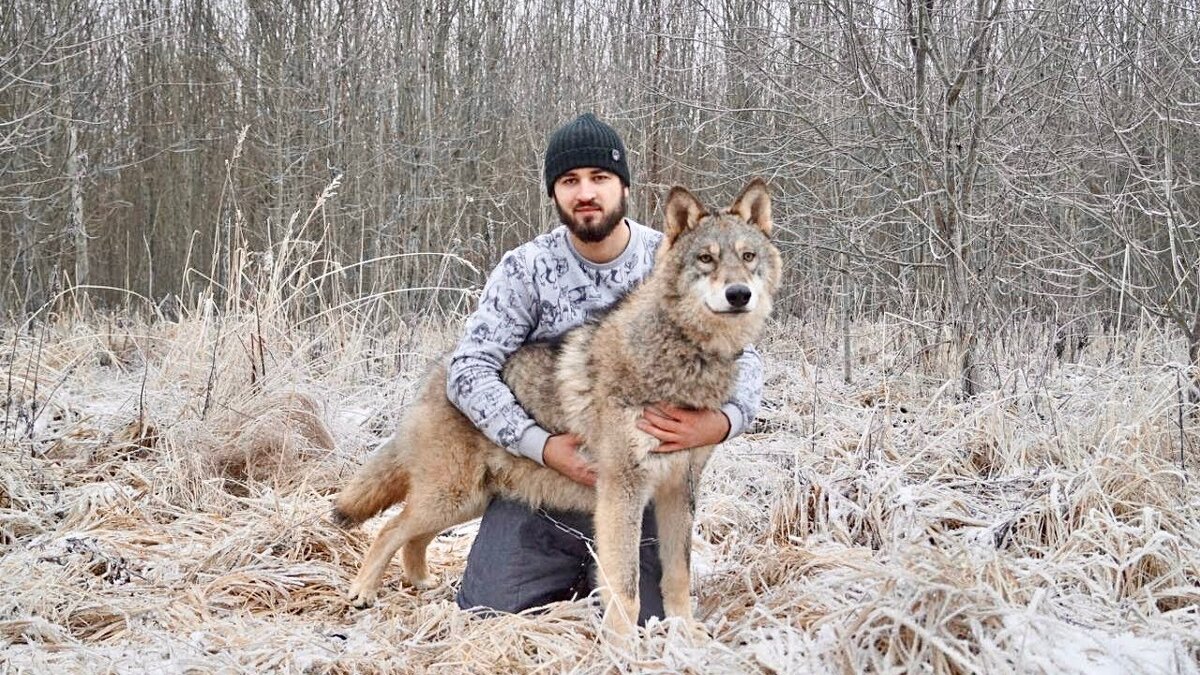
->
xmin=15 ymin=199 xmax=40 ymax=315
xmin=841 ymin=248 xmax=853 ymax=384
xmin=67 ymin=124 xmax=88 ymax=289
xmin=1189 ymin=314 xmax=1200 ymax=406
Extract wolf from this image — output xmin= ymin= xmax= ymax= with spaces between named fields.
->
xmin=331 ymin=178 xmax=781 ymax=636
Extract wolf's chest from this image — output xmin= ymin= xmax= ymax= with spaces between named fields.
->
xmin=615 ymin=351 xmax=738 ymax=410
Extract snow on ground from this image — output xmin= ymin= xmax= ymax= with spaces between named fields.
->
xmin=1 ymin=311 xmax=1198 ymax=673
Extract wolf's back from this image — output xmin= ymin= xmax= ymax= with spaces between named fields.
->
xmin=501 ymin=340 xmax=576 ymax=434
xmin=332 ymin=342 xmax=578 ymax=528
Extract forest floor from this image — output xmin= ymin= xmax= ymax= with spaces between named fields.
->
xmin=2 ymin=306 xmax=1198 ymax=673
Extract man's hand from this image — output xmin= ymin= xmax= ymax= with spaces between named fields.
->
xmin=638 ymin=403 xmax=731 ymax=453
xmin=542 ymin=433 xmax=597 ymax=486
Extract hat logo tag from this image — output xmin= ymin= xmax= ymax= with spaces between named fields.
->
xmin=612 ymin=149 xmax=621 ymax=161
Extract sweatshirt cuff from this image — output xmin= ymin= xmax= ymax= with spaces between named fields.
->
xmin=720 ymin=403 xmax=746 ymax=441
xmin=516 ymin=426 xmax=552 ymax=465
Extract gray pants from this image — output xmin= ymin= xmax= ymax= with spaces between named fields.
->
xmin=456 ymin=497 xmax=665 ymax=625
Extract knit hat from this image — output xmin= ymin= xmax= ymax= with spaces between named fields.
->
xmin=543 ymin=113 xmax=631 ymax=196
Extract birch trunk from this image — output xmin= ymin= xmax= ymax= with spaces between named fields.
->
xmin=67 ymin=124 xmax=88 ymax=289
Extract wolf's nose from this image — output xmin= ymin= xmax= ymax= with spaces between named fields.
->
xmin=726 ymin=284 xmax=752 ymax=308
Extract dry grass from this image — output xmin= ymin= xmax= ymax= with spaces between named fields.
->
xmin=2 ymin=304 xmax=1199 ymax=673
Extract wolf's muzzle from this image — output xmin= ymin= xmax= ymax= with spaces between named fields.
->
xmin=725 ymin=284 xmax=752 ymax=309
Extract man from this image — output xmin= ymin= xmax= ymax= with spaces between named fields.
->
xmin=446 ymin=112 xmax=763 ymax=624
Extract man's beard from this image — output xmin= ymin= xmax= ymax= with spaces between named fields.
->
xmin=557 ymin=195 xmax=628 ymax=244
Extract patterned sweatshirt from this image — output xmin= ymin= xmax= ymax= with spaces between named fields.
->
xmin=446 ymin=219 xmax=764 ymax=465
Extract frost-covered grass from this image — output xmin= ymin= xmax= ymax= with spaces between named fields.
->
xmin=1 ymin=302 xmax=1198 ymax=673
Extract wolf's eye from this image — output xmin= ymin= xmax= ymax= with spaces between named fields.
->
xmin=697 ymin=253 xmax=715 ymax=264
xmin=742 ymin=251 xmax=756 ymax=263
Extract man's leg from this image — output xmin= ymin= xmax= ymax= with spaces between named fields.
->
xmin=457 ymin=497 xmax=592 ymax=615
xmin=635 ymin=505 xmax=666 ymax=624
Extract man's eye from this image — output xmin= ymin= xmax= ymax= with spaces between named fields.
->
xmin=742 ymin=251 xmax=756 ymax=263
xmin=698 ymin=253 xmax=715 ymax=264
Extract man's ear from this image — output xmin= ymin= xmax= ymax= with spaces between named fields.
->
xmin=729 ymin=178 xmax=772 ymax=236
xmin=664 ymin=186 xmax=707 ymax=244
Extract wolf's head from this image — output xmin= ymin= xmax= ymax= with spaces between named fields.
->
xmin=655 ymin=178 xmax=782 ymax=348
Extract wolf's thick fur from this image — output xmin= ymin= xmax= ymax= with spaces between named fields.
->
xmin=332 ymin=179 xmax=781 ymax=635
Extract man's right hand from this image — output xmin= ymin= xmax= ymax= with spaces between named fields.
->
xmin=542 ymin=433 xmax=596 ymax=487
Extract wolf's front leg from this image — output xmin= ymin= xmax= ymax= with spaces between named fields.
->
xmin=594 ymin=464 xmax=647 ymax=637
xmin=654 ymin=447 xmax=713 ymax=638
xmin=654 ymin=471 xmax=695 ymax=618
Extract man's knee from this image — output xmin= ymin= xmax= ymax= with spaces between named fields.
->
xmin=457 ymin=498 xmax=669 ymax=624
xmin=457 ymin=498 xmax=590 ymax=615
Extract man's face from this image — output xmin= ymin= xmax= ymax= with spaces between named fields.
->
xmin=553 ymin=168 xmax=629 ymax=243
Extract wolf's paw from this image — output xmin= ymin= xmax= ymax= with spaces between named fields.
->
xmin=601 ymin=607 xmax=637 ymax=639
xmin=407 ymin=574 xmax=438 ymax=590
xmin=679 ymin=618 xmax=711 ymax=643
xmin=346 ymin=582 xmax=378 ymax=609
xmin=650 ymin=615 xmax=710 ymax=643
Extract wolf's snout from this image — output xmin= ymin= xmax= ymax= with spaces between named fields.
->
xmin=725 ymin=284 xmax=752 ymax=309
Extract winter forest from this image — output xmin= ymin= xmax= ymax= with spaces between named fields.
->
xmin=2 ymin=0 xmax=1199 ymax=672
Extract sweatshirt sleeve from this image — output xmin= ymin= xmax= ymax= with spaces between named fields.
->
xmin=721 ymin=344 xmax=764 ymax=440
xmin=446 ymin=251 xmax=552 ymax=464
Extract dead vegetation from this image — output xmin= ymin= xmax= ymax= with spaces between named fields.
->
xmin=1 ymin=306 xmax=1198 ymax=673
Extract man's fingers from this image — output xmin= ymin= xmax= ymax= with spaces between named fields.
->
xmin=643 ymin=404 xmax=672 ymax=422
xmin=568 ymin=460 xmax=594 ymax=486
xmin=637 ymin=418 xmax=682 ymax=442
xmin=643 ymin=403 xmax=681 ymax=420
xmin=650 ymin=403 xmax=687 ymax=420
xmin=578 ymin=465 xmax=597 ymax=486
xmin=575 ymin=451 xmax=597 ymax=486
xmin=543 ymin=433 xmax=598 ymax=487
xmin=642 ymin=407 xmax=683 ymax=431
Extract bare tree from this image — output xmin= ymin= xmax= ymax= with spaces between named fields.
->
xmin=0 ymin=0 xmax=1196 ymax=387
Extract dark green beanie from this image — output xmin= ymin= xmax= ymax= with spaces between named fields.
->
xmin=543 ymin=113 xmax=631 ymax=196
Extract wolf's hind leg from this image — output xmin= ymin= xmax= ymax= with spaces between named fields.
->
xmin=401 ymin=532 xmax=438 ymax=589
xmin=347 ymin=497 xmax=484 ymax=608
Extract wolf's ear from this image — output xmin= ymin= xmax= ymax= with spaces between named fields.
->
xmin=664 ymin=186 xmax=707 ymax=244
xmin=729 ymin=178 xmax=772 ymax=236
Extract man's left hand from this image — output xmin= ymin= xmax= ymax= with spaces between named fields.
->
xmin=637 ymin=403 xmax=730 ymax=453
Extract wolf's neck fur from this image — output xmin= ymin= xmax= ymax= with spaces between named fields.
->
xmin=597 ymin=274 xmax=756 ymax=410
xmin=645 ymin=270 xmax=759 ymax=360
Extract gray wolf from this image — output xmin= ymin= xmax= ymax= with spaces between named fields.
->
xmin=331 ymin=178 xmax=781 ymax=636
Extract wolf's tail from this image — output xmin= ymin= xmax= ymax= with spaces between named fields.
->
xmin=330 ymin=434 xmax=411 ymax=529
